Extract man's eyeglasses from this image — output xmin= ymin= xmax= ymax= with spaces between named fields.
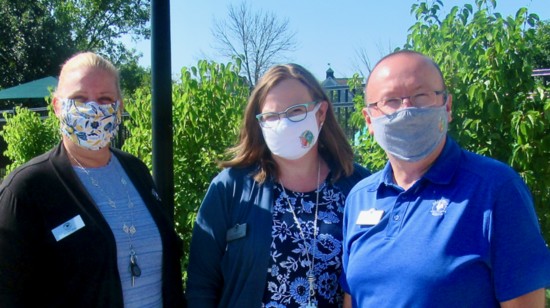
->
xmin=366 ymin=90 xmax=447 ymax=116
xmin=256 ymin=101 xmax=318 ymax=128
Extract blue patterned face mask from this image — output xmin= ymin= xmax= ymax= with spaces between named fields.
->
xmin=370 ymin=104 xmax=448 ymax=162
xmin=58 ymin=99 xmax=121 ymax=150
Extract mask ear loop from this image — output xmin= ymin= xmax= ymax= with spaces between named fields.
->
xmin=315 ymin=101 xmax=325 ymax=131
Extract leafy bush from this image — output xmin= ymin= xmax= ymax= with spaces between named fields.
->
xmin=347 ymin=73 xmax=387 ymax=172
xmin=406 ymin=0 xmax=550 ymax=242
xmin=0 ymin=104 xmax=59 ymax=173
xmin=122 ymin=60 xmax=249 ymax=282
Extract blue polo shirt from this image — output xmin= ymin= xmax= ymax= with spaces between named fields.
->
xmin=341 ymin=137 xmax=550 ymax=307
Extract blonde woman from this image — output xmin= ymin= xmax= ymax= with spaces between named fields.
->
xmin=0 ymin=52 xmax=185 ymax=307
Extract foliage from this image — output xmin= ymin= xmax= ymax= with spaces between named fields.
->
xmin=212 ymin=1 xmax=297 ymax=87
xmin=0 ymin=104 xmax=59 ymax=173
xmin=56 ymin=0 xmax=150 ymax=59
xmin=0 ymin=0 xmax=75 ymax=88
xmin=122 ymin=60 xmax=249 ymax=283
xmin=0 ymin=0 xmax=150 ymax=90
xmin=396 ymin=0 xmax=550 ymax=241
xmin=347 ymin=74 xmax=387 ymax=172
xmin=531 ymin=20 xmax=550 ymax=70
xmin=118 ymin=53 xmax=152 ymax=97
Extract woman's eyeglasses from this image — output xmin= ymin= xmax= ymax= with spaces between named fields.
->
xmin=256 ymin=101 xmax=318 ymax=128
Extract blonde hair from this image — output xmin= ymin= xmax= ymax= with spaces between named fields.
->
xmin=56 ymin=52 xmax=121 ymax=97
xmin=221 ymin=63 xmax=355 ymax=183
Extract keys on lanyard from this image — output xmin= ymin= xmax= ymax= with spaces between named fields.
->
xmin=306 ymin=273 xmax=317 ymax=308
xmin=129 ymin=248 xmax=141 ymax=286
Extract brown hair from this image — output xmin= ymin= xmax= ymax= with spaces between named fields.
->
xmin=220 ymin=63 xmax=355 ymax=183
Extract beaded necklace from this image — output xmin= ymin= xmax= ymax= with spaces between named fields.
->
xmin=68 ymin=151 xmax=142 ymax=286
xmin=280 ymin=161 xmax=321 ymax=308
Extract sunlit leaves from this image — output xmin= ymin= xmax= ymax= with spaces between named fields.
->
xmin=405 ymin=0 xmax=549 ymax=241
xmin=122 ymin=60 xmax=249 ymax=283
xmin=0 ymin=104 xmax=59 ymax=173
xmin=0 ymin=0 xmax=150 ymax=89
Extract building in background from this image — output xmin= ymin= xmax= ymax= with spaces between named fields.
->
xmin=320 ymin=67 xmax=362 ymax=140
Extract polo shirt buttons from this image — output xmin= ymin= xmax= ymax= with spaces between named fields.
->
xmin=393 ymin=214 xmax=400 ymax=221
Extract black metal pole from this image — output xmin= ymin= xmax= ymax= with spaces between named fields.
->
xmin=151 ymin=0 xmax=174 ymax=218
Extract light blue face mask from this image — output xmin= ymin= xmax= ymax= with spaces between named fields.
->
xmin=370 ymin=104 xmax=448 ymax=162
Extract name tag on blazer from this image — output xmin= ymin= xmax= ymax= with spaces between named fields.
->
xmin=51 ymin=215 xmax=85 ymax=241
xmin=226 ymin=223 xmax=247 ymax=242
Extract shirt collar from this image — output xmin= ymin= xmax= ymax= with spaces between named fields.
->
xmin=423 ymin=136 xmax=461 ymax=185
xmin=378 ymin=136 xmax=461 ymax=188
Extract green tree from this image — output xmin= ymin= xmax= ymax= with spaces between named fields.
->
xmin=0 ymin=0 xmax=150 ymax=89
xmin=54 ymin=0 xmax=150 ymax=62
xmin=532 ymin=20 xmax=550 ymax=69
xmin=0 ymin=0 xmax=74 ymax=88
xmin=348 ymin=74 xmax=387 ymax=172
xmin=118 ymin=52 xmax=152 ymax=97
xmin=362 ymin=0 xmax=550 ymax=241
xmin=122 ymin=60 xmax=250 ymax=282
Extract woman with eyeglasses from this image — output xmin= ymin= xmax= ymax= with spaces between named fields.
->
xmin=186 ymin=63 xmax=370 ymax=308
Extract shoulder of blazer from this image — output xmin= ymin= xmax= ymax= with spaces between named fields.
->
xmin=333 ymin=163 xmax=371 ymax=196
xmin=0 ymin=144 xmax=62 ymax=193
xmin=352 ymin=162 xmax=371 ymax=179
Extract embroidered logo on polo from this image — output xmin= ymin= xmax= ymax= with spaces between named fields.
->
xmin=430 ymin=198 xmax=449 ymax=216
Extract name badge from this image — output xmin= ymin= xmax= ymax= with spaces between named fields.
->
xmin=226 ymin=223 xmax=247 ymax=242
xmin=51 ymin=215 xmax=85 ymax=241
xmin=356 ymin=208 xmax=384 ymax=226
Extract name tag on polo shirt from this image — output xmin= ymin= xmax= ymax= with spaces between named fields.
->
xmin=51 ymin=215 xmax=85 ymax=241
xmin=356 ymin=208 xmax=384 ymax=226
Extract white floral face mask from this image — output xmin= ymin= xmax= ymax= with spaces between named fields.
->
xmin=260 ymin=103 xmax=322 ymax=160
xmin=58 ymin=99 xmax=122 ymax=150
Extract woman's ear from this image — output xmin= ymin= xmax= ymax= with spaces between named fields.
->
xmin=318 ymin=100 xmax=328 ymax=123
xmin=52 ymin=96 xmax=61 ymax=116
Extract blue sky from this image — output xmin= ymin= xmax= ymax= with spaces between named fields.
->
xmin=128 ymin=0 xmax=549 ymax=80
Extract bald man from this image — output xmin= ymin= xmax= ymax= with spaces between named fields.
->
xmin=340 ymin=50 xmax=550 ymax=307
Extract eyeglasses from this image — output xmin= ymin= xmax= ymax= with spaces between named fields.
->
xmin=256 ymin=101 xmax=318 ymax=128
xmin=366 ymin=90 xmax=447 ymax=116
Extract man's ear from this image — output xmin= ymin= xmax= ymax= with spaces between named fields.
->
xmin=362 ymin=107 xmax=374 ymax=135
xmin=446 ymin=94 xmax=453 ymax=123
